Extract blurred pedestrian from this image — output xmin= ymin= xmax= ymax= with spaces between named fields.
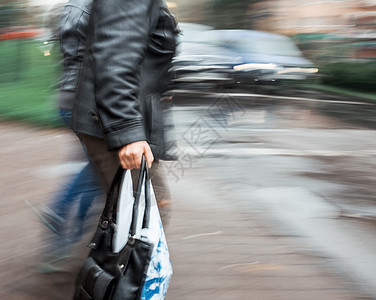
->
xmin=36 ymin=0 xmax=104 ymax=271
xmin=72 ymin=0 xmax=178 ymax=220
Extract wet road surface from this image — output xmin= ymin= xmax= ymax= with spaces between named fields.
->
xmin=167 ymin=89 xmax=376 ymax=296
xmin=1 ymin=87 xmax=376 ymax=299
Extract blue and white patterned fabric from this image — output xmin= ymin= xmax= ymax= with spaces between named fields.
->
xmin=141 ymin=220 xmax=173 ymax=300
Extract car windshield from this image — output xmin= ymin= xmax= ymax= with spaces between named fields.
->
xmin=178 ymin=23 xmax=214 ymax=43
xmin=228 ymin=37 xmax=302 ymax=57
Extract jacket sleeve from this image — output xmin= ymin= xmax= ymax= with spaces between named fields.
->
xmin=90 ymin=0 xmax=158 ymax=150
xmin=59 ymin=1 xmax=91 ymax=92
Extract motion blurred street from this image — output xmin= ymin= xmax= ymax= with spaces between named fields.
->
xmin=2 ymin=88 xmax=376 ymax=299
xmin=2 ymin=0 xmax=376 ymax=299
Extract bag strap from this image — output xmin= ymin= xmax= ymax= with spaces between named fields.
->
xmin=101 ymin=166 xmax=124 ymax=222
xmin=100 ymin=156 xmax=151 ymax=236
xmin=142 ymin=164 xmax=151 ymax=229
xmin=129 ymin=156 xmax=151 ymax=236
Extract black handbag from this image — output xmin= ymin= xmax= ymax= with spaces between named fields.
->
xmin=74 ymin=157 xmax=153 ymax=300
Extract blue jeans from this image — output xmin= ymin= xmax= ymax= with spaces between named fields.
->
xmin=50 ymin=109 xmax=103 ymax=239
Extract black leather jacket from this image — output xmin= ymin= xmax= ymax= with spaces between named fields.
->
xmin=58 ymin=0 xmax=92 ymax=110
xmin=72 ymin=0 xmax=177 ymax=159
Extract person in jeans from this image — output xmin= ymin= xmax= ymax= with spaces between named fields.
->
xmin=37 ymin=0 xmax=103 ymax=269
xmin=41 ymin=0 xmax=176 ymax=257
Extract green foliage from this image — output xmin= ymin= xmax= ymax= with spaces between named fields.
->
xmin=320 ymin=61 xmax=376 ymax=92
xmin=0 ymin=39 xmax=63 ymax=127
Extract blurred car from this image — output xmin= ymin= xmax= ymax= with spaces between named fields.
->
xmin=171 ymin=42 xmax=237 ymax=90
xmin=171 ymin=28 xmax=318 ymax=90
xmin=176 ymin=22 xmax=213 ymax=45
xmin=213 ymin=30 xmax=319 ymax=85
xmin=171 ymin=23 xmax=237 ymax=90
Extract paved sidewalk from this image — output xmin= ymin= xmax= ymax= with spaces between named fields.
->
xmin=0 ymin=123 xmax=373 ymax=299
xmin=165 ymin=175 xmax=373 ymax=300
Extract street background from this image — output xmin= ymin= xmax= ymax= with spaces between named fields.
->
xmin=1 ymin=90 xmax=376 ymax=299
xmin=2 ymin=0 xmax=376 ymax=299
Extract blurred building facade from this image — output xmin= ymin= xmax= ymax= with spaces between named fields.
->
xmin=248 ymin=0 xmax=376 ymax=61
xmin=249 ymin=0 xmax=376 ymax=36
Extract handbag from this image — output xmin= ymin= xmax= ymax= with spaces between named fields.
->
xmin=113 ymin=164 xmax=173 ymax=300
xmin=74 ymin=157 xmax=153 ymax=300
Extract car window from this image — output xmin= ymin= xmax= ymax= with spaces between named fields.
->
xmin=228 ymin=36 xmax=302 ymax=57
xmin=178 ymin=23 xmax=213 ymax=43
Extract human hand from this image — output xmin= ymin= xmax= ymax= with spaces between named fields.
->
xmin=118 ymin=141 xmax=154 ymax=169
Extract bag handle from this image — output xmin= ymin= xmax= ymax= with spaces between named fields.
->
xmin=100 ymin=156 xmax=151 ymax=236
xmin=130 ymin=156 xmax=151 ymax=236
xmin=101 ymin=167 xmax=124 ymax=223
